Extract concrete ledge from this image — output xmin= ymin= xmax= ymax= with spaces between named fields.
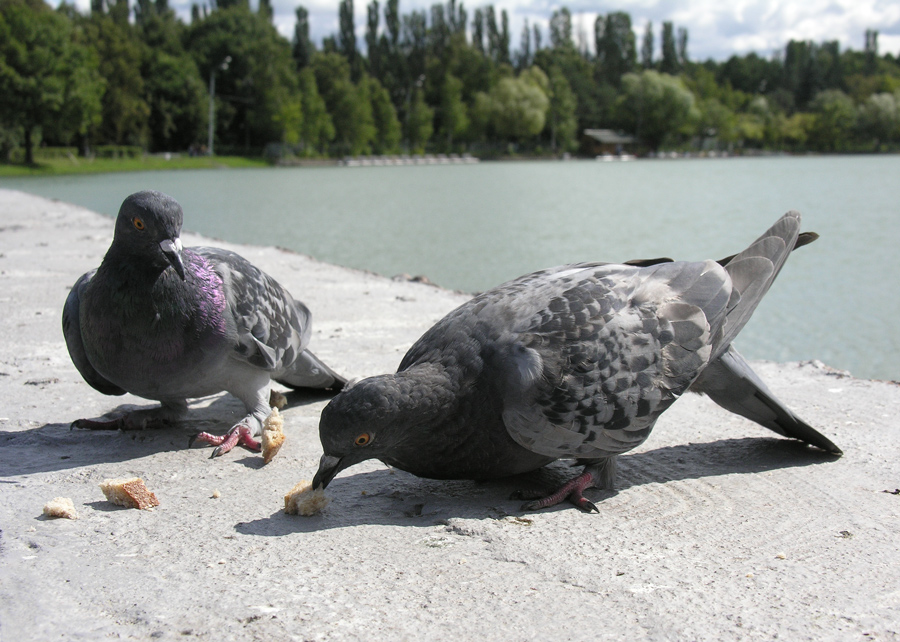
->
xmin=1 ymin=189 xmax=898 ymax=641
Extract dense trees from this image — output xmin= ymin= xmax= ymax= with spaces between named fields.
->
xmin=2 ymin=0 xmax=900 ymax=163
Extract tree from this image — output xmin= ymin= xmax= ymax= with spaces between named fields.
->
xmin=137 ymin=0 xmax=207 ymax=151
xmin=677 ymin=27 xmax=689 ymax=68
xmin=0 ymin=0 xmax=104 ymax=163
xmin=438 ymin=73 xmax=468 ymax=147
xmin=89 ymin=9 xmax=151 ymax=147
xmin=471 ymin=8 xmax=484 ymax=55
xmin=298 ymin=67 xmax=333 ymax=154
xmin=807 ymin=89 xmax=856 ymax=151
xmin=406 ymin=87 xmax=433 ymax=153
xmin=616 ymin=70 xmax=698 ymax=151
xmin=546 ymin=66 xmax=578 ymax=152
xmin=516 ymin=18 xmax=531 ymax=70
xmin=549 ymin=7 xmax=572 ymax=50
xmin=142 ymin=50 xmax=207 ymax=151
xmin=489 ymin=69 xmax=549 ymax=142
xmin=365 ymin=74 xmax=402 ymax=153
xmin=338 ymin=0 xmax=361 ymax=80
xmin=659 ymin=22 xmax=678 ymax=75
xmin=365 ymin=0 xmax=380 ymax=78
xmin=595 ymin=12 xmax=636 ymax=85
xmin=856 ymin=92 xmax=899 ymax=148
xmin=187 ymin=3 xmax=300 ymax=151
xmin=292 ymin=6 xmax=314 ymax=69
xmin=641 ymin=21 xmax=653 ymax=69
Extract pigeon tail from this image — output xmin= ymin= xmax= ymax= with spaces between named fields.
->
xmin=276 ymin=349 xmax=347 ymax=391
xmin=712 ymin=211 xmax=805 ymax=362
xmin=691 ymin=346 xmax=842 ymax=455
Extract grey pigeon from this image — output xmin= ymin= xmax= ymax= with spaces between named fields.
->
xmin=63 ymin=190 xmax=345 ymax=457
xmin=313 ymin=211 xmax=841 ymax=511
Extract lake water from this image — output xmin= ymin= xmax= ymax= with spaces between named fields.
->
xmin=2 ymin=155 xmax=898 ymax=381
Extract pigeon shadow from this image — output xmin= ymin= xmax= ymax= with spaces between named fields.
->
xmin=0 ymin=390 xmax=327 ymax=476
xmin=234 ymin=436 xmax=841 ymax=535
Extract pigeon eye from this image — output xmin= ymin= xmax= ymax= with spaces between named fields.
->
xmin=354 ymin=433 xmax=372 ymax=447
xmin=132 ymin=217 xmax=145 ymax=231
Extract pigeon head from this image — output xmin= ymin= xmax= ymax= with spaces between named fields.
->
xmin=313 ymin=375 xmax=402 ymax=490
xmin=112 ymin=190 xmax=186 ymax=280
xmin=313 ymin=368 xmax=455 ymax=490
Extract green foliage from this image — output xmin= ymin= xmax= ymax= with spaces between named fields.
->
xmin=298 ymin=67 xmax=334 ymax=154
xmin=807 ymin=89 xmax=856 ymax=151
xmin=546 ymin=66 xmax=578 ymax=152
xmin=187 ymin=3 xmax=299 ymax=152
xmin=3 ymin=0 xmax=900 ymax=166
xmin=856 ymin=92 xmax=900 ymax=147
xmin=406 ymin=87 xmax=433 ymax=153
xmin=617 ymin=70 xmax=698 ymax=150
xmin=0 ymin=0 xmax=104 ymax=163
xmin=488 ymin=69 xmax=549 ymax=141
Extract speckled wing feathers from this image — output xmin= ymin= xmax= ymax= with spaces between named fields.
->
xmin=196 ymin=247 xmax=311 ymax=373
xmin=489 ymin=260 xmax=734 ymax=459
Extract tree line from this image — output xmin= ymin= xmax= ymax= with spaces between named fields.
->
xmin=2 ymin=0 xmax=900 ymax=164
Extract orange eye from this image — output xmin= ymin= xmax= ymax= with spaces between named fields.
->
xmin=354 ymin=433 xmax=372 ymax=446
xmin=132 ymin=217 xmax=145 ymax=230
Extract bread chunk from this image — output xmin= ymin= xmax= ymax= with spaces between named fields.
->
xmin=99 ymin=478 xmax=159 ymax=510
xmin=43 ymin=496 xmax=78 ymax=519
xmin=261 ymin=407 xmax=286 ymax=464
xmin=284 ymin=480 xmax=329 ymax=516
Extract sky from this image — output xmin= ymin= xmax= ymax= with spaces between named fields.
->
xmin=64 ymin=0 xmax=900 ymax=62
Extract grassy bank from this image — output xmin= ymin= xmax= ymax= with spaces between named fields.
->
xmin=0 ymin=155 xmax=268 ymax=177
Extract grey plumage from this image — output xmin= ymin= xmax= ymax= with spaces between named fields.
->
xmin=313 ymin=211 xmax=840 ymax=511
xmin=63 ymin=190 xmax=345 ymax=456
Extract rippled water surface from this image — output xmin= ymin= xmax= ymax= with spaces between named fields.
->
xmin=3 ymin=155 xmax=898 ymax=380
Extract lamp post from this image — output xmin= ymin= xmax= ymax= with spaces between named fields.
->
xmin=208 ymin=55 xmax=231 ymax=156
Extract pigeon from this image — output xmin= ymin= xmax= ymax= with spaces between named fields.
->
xmin=313 ymin=211 xmax=841 ymax=511
xmin=63 ymin=190 xmax=345 ymax=457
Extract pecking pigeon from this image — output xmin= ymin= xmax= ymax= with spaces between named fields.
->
xmin=313 ymin=211 xmax=841 ymax=511
xmin=63 ymin=190 xmax=345 ymax=457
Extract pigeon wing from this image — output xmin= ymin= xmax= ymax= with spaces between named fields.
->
xmin=494 ymin=260 xmax=733 ymax=459
xmin=196 ymin=247 xmax=310 ymax=372
xmin=62 ymin=270 xmax=126 ymax=396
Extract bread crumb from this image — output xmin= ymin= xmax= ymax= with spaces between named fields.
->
xmin=211 ymin=489 xmax=221 ymax=499
xmin=99 ymin=478 xmax=159 ymax=510
xmin=261 ymin=407 xmax=286 ymax=464
xmin=43 ymin=497 xmax=78 ymax=520
xmin=268 ymin=390 xmax=287 ymax=409
xmin=284 ymin=480 xmax=330 ymax=516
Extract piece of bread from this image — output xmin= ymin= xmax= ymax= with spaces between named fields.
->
xmin=261 ymin=407 xmax=286 ymax=464
xmin=43 ymin=496 xmax=78 ymax=520
xmin=268 ymin=390 xmax=287 ymax=410
xmin=284 ymin=480 xmax=330 ymax=516
xmin=99 ymin=478 xmax=159 ymax=510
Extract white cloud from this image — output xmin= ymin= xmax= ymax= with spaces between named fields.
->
xmin=57 ymin=0 xmax=900 ymax=60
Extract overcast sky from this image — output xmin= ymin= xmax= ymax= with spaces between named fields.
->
xmin=64 ymin=0 xmax=900 ymax=61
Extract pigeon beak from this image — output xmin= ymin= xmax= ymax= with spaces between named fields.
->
xmin=312 ymin=454 xmax=345 ymax=490
xmin=159 ymin=238 xmax=185 ymax=280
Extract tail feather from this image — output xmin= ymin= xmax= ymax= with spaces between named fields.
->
xmin=276 ymin=349 xmax=347 ymax=391
xmin=692 ymin=347 xmax=842 ymax=455
xmin=712 ymin=211 xmax=804 ymax=361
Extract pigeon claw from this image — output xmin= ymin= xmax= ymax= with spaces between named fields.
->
xmin=517 ymin=469 xmax=599 ymax=513
xmin=191 ymin=425 xmax=261 ymax=458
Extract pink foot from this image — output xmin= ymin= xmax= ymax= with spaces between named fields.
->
xmin=190 ymin=424 xmax=260 ymax=458
xmin=516 ymin=470 xmax=599 ymax=513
